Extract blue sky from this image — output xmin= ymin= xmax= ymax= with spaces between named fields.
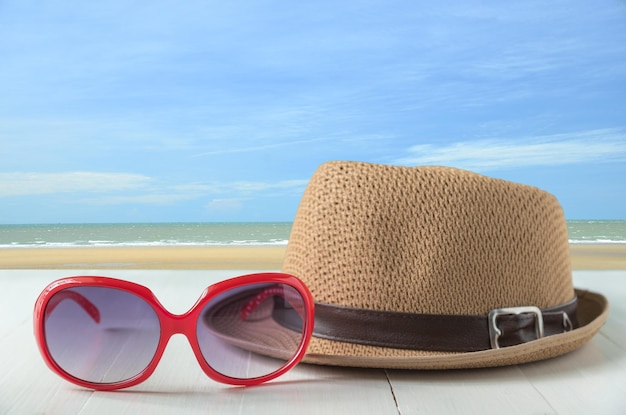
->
xmin=1 ymin=0 xmax=625 ymax=223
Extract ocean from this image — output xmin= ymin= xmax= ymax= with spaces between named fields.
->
xmin=0 ymin=223 xmax=292 ymax=248
xmin=0 ymin=221 xmax=625 ymax=248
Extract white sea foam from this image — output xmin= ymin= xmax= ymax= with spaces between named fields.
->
xmin=1 ymin=221 xmax=624 ymax=248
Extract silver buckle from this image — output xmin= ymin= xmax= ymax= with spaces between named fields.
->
xmin=562 ymin=312 xmax=573 ymax=332
xmin=488 ymin=306 xmax=544 ymax=349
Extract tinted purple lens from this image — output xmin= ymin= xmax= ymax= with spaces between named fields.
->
xmin=197 ymin=283 xmax=306 ymax=380
xmin=44 ymin=286 xmax=161 ymax=384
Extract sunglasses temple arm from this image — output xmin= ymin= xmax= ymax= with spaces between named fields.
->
xmin=45 ymin=291 xmax=101 ymax=323
xmin=240 ymin=287 xmax=306 ymax=321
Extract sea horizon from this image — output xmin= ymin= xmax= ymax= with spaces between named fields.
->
xmin=0 ymin=220 xmax=625 ymax=248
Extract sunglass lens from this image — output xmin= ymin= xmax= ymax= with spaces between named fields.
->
xmin=197 ymin=283 xmax=307 ymax=380
xmin=43 ymin=287 xmax=161 ymax=384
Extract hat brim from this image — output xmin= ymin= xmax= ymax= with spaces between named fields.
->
xmin=201 ymin=287 xmax=305 ymax=362
xmin=203 ymin=288 xmax=607 ymax=369
xmin=301 ymin=288 xmax=608 ymax=369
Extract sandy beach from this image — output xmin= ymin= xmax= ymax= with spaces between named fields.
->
xmin=0 ymin=244 xmax=624 ymax=270
xmin=568 ymin=244 xmax=626 ymax=270
xmin=0 ymin=246 xmax=287 ymax=270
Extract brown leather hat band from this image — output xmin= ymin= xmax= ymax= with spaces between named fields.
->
xmin=276 ymin=297 xmax=578 ymax=352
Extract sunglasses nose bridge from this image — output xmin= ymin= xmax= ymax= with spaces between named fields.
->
xmin=159 ymin=310 xmax=198 ymax=339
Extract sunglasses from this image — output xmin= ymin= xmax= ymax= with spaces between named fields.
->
xmin=34 ymin=272 xmax=314 ymax=390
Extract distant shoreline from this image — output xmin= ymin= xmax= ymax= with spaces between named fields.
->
xmin=0 ymin=244 xmax=624 ymax=270
xmin=1 ymin=220 xmax=626 ymax=248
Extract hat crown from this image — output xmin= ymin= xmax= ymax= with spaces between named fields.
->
xmin=283 ymin=161 xmax=574 ymax=315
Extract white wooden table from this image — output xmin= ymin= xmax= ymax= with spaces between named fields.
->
xmin=1 ymin=270 xmax=624 ymax=414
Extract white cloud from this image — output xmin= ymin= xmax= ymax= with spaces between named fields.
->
xmin=79 ymin=193 xmax=198 ymax=206
xmin=192 ymin=137 xmax=330 ymax=157
xmin=206 ymin=198 xmax=244 ymax=214
xmin=394 ymin=129 xmax=626 ymax=171
xmin=0 ymin=172 xmax=152 ymax=197
xmin=79 ymin=178 xmax=308 ymax=206
xmin=230 ymin=179 xmax=309 ymax=193
xmin=0 ymin=171 xmax=309 ymax=213
xmin=168 ymin=179 xmax=309 ymax=195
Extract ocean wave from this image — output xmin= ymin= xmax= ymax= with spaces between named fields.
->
xmin=568 ymin=239 xmax=626 ymax=244
xmin=2 ymin=221 xmax=624 ymax=248
xmin=3 ymin=238 xmax=625 ymax=248
xmin=0 ymin=239 xmax=290 ymax=249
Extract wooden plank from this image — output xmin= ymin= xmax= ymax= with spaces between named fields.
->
xmin=1 ymin=270 xmax=624 ymax=414
xmin=386 ymin=271 xmax=626 ymax=415
xmin=387 ymin=366 xmax=556 ymax=414
xmin=574 ymin=271 xmax=626 ymax=351
xmin=519 ymin=335 xmax=626 ymax=415
xmin=515 ymin=271 xmax=626 ymax=415
xmin=0 ymin=270 xmax=399 ymax=415
xmin=0 ymin=308 xmax=95 ymax=414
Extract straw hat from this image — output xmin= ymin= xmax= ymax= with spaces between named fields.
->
xmin=281 ymin=161 xmax=608 ymax=369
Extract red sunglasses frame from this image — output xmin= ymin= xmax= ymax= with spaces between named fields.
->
xmin=34 ymin=272 xmax=315 ymax=390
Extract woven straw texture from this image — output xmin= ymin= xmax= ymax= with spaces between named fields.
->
xmin=281 ymin=161 xmax=607 ymax=368
xmin=283 ymin=161 xmax=574 ymax=315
